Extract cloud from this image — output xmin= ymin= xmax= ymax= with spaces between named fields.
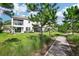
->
xmin=13 ymin=3 xmax=19 ymax=11
xmin=13 ymin=3 xmax=19 ymax=15
xmin=56 ymin=6 xmax=69 ymax=17
xmin=19 ymin=4 xmax=27 ymax=12
xmin=56 ymin=3 xmax=79 ymax=24
xmin=73 ymin=3 xmax=79 ymax=7
xmin=56 ymin=10 xmax=64 ymax=17
xmin=57 ymin=3 xmax=79 ymax=17
xmin=13 ymin=3 xmax=27 ymax=16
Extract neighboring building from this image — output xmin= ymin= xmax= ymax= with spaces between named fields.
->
xmin=3 ymin=25 xmax=11 ymax=33
xmin=11 ymin=16 xmax=34 ymax=33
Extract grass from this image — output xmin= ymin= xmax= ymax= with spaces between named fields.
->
xmin=0 ymin=32 xmax=62 ymax=56
xmin=0 ymin=32 xmax=40 ymax=55
xmin=0 ymin=32 xmax=62 ymax=41
xmin=66 ymin=33 xmax=79 ymax=56
xmin=0 ymin=32 xmax=37 ymax=42
xmin=67 ymin=34 xmax=79 ymax=43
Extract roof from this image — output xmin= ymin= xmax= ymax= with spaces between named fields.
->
xmin=13 ymin=16 xmax=28 ymax=20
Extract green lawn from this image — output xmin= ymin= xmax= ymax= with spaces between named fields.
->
xmin=66 ymin=33 xmax=79 ymax=56
xmin=0 ymin=32 xmax=62 ymax=42
xmin=0 ymin=32 xmax=62 ymax=56
xmin=67 ymin=33 xmax=79 ymax=43
xmin=0 ymin=32 xmax=40 ymax=55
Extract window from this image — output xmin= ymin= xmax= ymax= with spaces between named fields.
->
xmin=13 ymin=20 xmax=23 ymax=25
xmin=26 ymin=27 xmax=30 ymax=32
xmin=15 ymin=27 xmax=21 ymax=32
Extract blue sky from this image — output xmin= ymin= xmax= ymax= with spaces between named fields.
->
xmin=57 ymin=3 xmax=75 ymax=11
xmin=0 ymin=3 xmax=77 ymax=24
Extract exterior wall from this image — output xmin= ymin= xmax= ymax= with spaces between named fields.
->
xmin=11 ymin=18 xmax=13 ymax=26
xmin=23 ymin=20 xmax=33 ymax=32
xmin=11 ymin=17 xmax=33 ymax=33
xmin=11 ymin=16 xmax=48 ymax=33
xmin=11 ymin=18 xmax=15 ymax=33
xmin=21 ymin=27 xmax=24 ymax=33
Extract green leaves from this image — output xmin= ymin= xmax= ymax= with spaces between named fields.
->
xmin=0 ymin=3 xmax=14 ymax=18
xmin=4 ymin=20 xmax=11 ymax=25
xmin=27 ymin=3 xmax=58 ymax=27
xmin=26 ymin=3 xmax=38 ymax=12
xmin=0 ymin=3 xmax=14 ymax=9
xmin=63 ymin=5 xmax=79 ymax=21
xmin=0 ymin=18 xmax=3 ymax=32
xmin=63 ymin=5 xmax=79 ymax=33
xmin=3 ymin=10 xmax=14 ymax=18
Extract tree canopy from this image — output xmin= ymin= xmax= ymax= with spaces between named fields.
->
xmin=63 ymin=5 xmax=79 ymax=33
xmin=27 ymin=3 xmax=58 ymax=27
xmin=0 ymin=3 xmax=14 ymax=18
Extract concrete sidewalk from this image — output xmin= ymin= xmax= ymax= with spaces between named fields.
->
xmin=45 ymin=36 xmax=74 ymax=56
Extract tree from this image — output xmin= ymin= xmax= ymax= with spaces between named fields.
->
xmin=27 ymin=3 xmax=58 ymax=35
xmin=0 ymin=18 xmax=3 ymax=33
xmin=72 ymin=22 xmax=79 ymax=33
xmin=0 ymin=3 xmax=14 ymax=33
xmin=4 ymin=20 xmax=11 ymax=25
xmin=44 ymin=7 xmax=57 ymax=36
xmin=63 ymin=6 xmax=79 ymax=33
xmin=26 ymin=3 xmax=58 ymax=49
xmin=58 ymin=22 xmax=70 ymax=33
xmin=0 ymin=3 xmax=14 ymax=18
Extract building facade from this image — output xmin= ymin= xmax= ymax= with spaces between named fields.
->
xmin=11 ymin=16 xmax=33 ymax=33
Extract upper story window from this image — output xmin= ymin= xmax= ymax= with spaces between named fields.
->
xmin=13 ymin=20 xmax=23 ymax=25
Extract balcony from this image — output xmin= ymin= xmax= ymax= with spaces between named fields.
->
xmin=13 ymin=20 xmax=23 ymax=25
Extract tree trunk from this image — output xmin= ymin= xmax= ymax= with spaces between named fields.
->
xmin=49 ymin=28 xmax=51 ymax=37
xmin=40 ymin=24 xmax=45 ymax=55
xmin=40 ymin=25 xmax=43 ymax=48
xmin=71 ymin=20 xmax=73 ymax=34
xmin=40 ymin=19 xmax=44 ymax=48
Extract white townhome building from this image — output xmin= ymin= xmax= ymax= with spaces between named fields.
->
xmin=11 ymin=16 xmax=34 ymax=33
xmin=11 ymin=16 xmax=50 ymax=33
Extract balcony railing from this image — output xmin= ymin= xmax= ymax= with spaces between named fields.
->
xmin=13 ymin=20 xmax=23 ymax=25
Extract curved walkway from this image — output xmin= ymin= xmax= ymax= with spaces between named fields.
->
xmin=45 ymin=36 xmax=74 ymax=56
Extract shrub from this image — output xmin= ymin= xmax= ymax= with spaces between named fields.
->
xmin=0 ymin=38 xmax=34 ymax=56
xmin=4 ymin=38 xmax=20 ymax=42
xmin=2 ymin=38 xmax=21 ymax=45
xmin=67 ymin=34 xmax=79 ymax=43
xmin=0 ymin=35 xmax=42 ymax=55
xmin=0 ymin=32 xmax=53 ymax=56
xmin=0 ymin=29 xmax=3 ymax=33
xmin=67 ymin=34 xmax=79 ymax=56
xmin=28 ymin=35 xmax=40 ymax=50
xmin=42 ymin=35 xmax=51 ymax=44
xmin=28 ymin=34 xmax=52 ymax=50
xmin=0 ymin=38 xmax=21 ymax=56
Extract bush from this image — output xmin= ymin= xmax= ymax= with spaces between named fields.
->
xmin=0 ymin=30 xmax=3 ymax=33
xmin=4 ymin=38 xmax=20 ymax=42
xmin=0 ymin=38 xmax=34 ymax=56
xmin=28 ymin=35 xmax=40 ymax=50
xmin=67 ymin=34 xmax=79 ymax=56
xmin=67 ymin=34 xmax=79 ymax=43
xmin=0 ymin=35 xmax=49 ymax=55
xmin=2 ymin=38 xmax=21 ymax=45
xmin=42 ymin=35 xmax=51 ymax=44
xmin=0 ymin=32 xmax=53 ymax=56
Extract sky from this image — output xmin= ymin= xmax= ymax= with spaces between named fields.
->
xmin=0 ymin=3 xmax=77 ymax=24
